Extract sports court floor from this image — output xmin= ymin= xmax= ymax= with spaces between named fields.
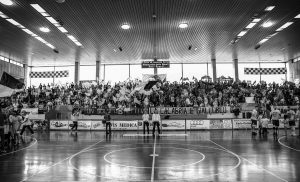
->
xmin=0 ymin=130 xmax=299 ymax=182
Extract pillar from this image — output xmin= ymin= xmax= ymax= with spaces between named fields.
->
xmin=211 ymin=58 xmax=217 ymax=82
xmin=96 ymin=60 xmax=100 ymax=82
xmin=74 ymin=61 xmax=79 ymax=84
xmin=233 ymin=59 xmax=239 ymax=81
xmin=24 ymin=64 xmax=28 ymax=88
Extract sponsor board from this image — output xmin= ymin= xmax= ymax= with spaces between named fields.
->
xmin=28 ymin=113 xmax=45 ymax=120
xmin=161 ymin=120 xmax=186 ymax=130
xmin=223 ymin=120 xmax=233 ymax=129
xmin=22 ymin=108 xmax=38 ymax=114
xmin=207 ymin=113 xmax=235 ymax=119
xmin=50 ymin=120 xmax=69 ymax=130
xmin=190 ymin=120 xmax=210 ymax=129
xmin=76 ymin=121 xmax=92 ymax=130
xmin=111 ymin=120 xmax=141 ymax=130
xmin=210 ymin=120 xmax=223 ymax=129
xmin=232 ymin=119 xmax=251 ymax=129
xmin=90 ymin=121 xmax=106 ymax=130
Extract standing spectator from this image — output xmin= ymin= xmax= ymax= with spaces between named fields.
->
xmin=261 ymin=114 xmax=269 ymax=136
xmin=20 ymin=111 xmax=34 ymax=137
xmin=104 ymin=109 xmax=112 ymax=135
xmin=251 ymin=107 xmax=258 ymax=135
xmin=71 ymin=108 xmax=80 ymax=132
xmin=142 ymin=109 xmax=150 ymax=134
xmin=152 ymin=108 xmax=161 ymax=135
xmin=0 ymin=108 xmax=6 ymax=153
xmin=270 ymin=107 xmax=281 ymax=136
xmin=9 ymin=111 xmax=22 ymax=145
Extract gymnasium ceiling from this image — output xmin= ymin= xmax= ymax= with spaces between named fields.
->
xmin=0 ymin=0 xmax=300 ymax=66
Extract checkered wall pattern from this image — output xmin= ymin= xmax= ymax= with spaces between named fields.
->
xmin=29 ymin=70 xmax=69 ymax=78
xmin=244 ymin=68 xmax=286 ymax=75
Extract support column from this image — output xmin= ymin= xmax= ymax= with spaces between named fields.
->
xmin=96 ymin=60 xmax=100 ymax=82
xmin=24 ymin=64 xmax=28 ymax=88
xmin=154 ymin=67 xmax=158 ymax=75
xmin=211 ymin=58 xmax=217 ymax=82
xmin=74 ymin=62 xmax=79 ymax=84
xmin=233 ymin=59 xmax=239 ymax=81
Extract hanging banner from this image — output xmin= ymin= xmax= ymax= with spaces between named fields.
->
xmin=142 ymin=61 xmax=170 ymax=68
xmin=50 ymin=120 xmax=69 ymax=130
xmin=30 ymin=70 xmax=69 ymax=78
xmin=244 ymin=68 xmax=286 ymax=75
xmin=189 ymin=120 xmax=210 ymax=129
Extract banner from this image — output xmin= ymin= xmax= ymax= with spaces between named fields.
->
xmin=91 ymin=121 xmax=106 ymax=130
xmin=161 ymin=120 xmax=186 ymax=130
xmin=244 ymin=68 xmax=286 ymax=75
xmin=232 ymin=119 xmax=252 ymax=129
xmin=29 ymin=70 xmax=69 ymax=78
xmin=190 ymin=120 xmax=210 ymax=129
xmin=0 ymin=72 xmax=24 ymax=89
xmin=76 ymin=121 xmax=92 ymax=130
xmin=111 ymin=120 xmax=140 ymax=130
xmin=50 ymin=120 xmax=69 ymax=130
xmin=210 ymin=120 xmax=224 ymax=129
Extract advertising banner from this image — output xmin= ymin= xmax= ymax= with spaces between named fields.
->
xmin=161 ymin=120 xmax=186 ymax=130
xmin=76 ymin=121 xmax=92 ymax=130
xmin=223 ymin=120 xmax=233 ymax=129
xmin=232 ymin=119 xmax=252 ymax=129
xmin=209 ymin=120 xmax=223 ymax=129
xmin=189 ymin=120 xmax=210 ymax=130
xmin=22 ymin=108 xmax=38 ymax=114
xmin=50 ymin=120 xmax=69 ymax=130
xmin=91 ymin=121 xmax=106 ymax=130
xmin=111 ymin=120 xmax=140 ymax=130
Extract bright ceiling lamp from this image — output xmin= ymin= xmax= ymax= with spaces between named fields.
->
xmin=121 ymin=24 xmax=130 ymax=29
xmin=252 ymin=18 xmax=261 ymax=23
xmin=67 ymin=35 xmax=77 ymax=41
xmin=30 ymin=4 xmax=46 ymax=13
xmin=46 ymin=17 xmax=59 ymax=24
xmin=39 ymin=27 xmax=50 ymax=33
xmin=46 ymin=43 xmax=55 ymax=49
xmin=179 ymin=23 xmax=188 ymax=28
xmin=74 ymin=41 xmax=82 ymax=46
xmin=246 ymin=22 xmax=257 ymax=29
xmin=265 ymin=6 xmax=275 ymax=11
xmin=237 ymin=30 xmax=248 ymax=37
xmin=262 ymin=21 xmax=273 ymax=28
xmin=258 ymin=38 xmax=269 ymax=44
xmin=276 ymin=22 xmax=293 ymax=31
xmin=295 ymin=14 xmax=300 ymax=18
xmin=0 ymin=0 xmax=13 ymax=6
xmin=57 ymin=26 xmax=68 ymax=33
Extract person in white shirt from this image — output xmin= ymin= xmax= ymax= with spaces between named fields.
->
xmin=251 ymin=107 xmax=258 ymax=135
xmin=270 ymin=108 xmax=281 ymax=136
xmin=261 ymin=114 xmax=269 ymax=136
xmin=71 ymin=108 xmax=80 ymax=132
xmin=287 ymin=107 xmax=296 ymax=136
xmin=152 ymin=108 xmax=161 ymax=135
xmin=142 ymin=109 xmax=150 ymax=134
xmin=20 ymin=111 xmax=34 ymax=137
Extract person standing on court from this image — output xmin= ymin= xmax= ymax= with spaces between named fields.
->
xmin=152 ymin=108 xmax=161 ymax=135
xmin=104 ymin=109 xmax=112 ymax=134
xmin=20 ymin=110 xmax=34 ymax=137
xmin=270 ymin=107 xmax=281 ymax=136
xmin=251 ymin=107 xmax=258 ymax=135
xmin=287 ymin=106 xmax=296 ymax=136
xmin=142 ymin=109 xmax=150 ymax=134
xmin=71 ymin=108 xmax=80 ymax=132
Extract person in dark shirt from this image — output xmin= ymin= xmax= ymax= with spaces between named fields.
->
xmin=104 ymin=110 xmax=112 ymax=134
xmin=0 ymin=108 xmax=6 ymax=152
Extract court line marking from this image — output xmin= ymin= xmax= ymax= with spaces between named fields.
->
xmin=209 ymin=139 xmax=288 ymax=182
xmin=103 ymin=147 xmax=205 ymax=169
xmin=151 ymin=134 xmax=157 ymax=182
xmin=19 ymin=139 xmax=105 ymax=182
xmin=0 ymin=136 xmax=37 ymax=157
xmin=123 ymin=134 xmax=188 ymax=137
xmin=278 ymin=136 xmax=300 ymax=152
xmin=68 ymin=143 xmax=241 ymax=181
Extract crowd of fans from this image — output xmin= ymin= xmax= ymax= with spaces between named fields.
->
xmin=0 ymin=78 xmax=300 ymax=115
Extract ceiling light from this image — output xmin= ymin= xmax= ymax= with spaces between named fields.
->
xmin=276 ymin=22 xmax=293 ymax=31
xmin=246 ymin=22 xmax=257 ymax=29
xmin=113 ymin=49 xmax=117 ymax=52
xmin=6 ymin=18 xmax=21 ymax=26
xmin=35 ymin=36 xmax=46 ymax=43
xmin=74 ymin=41 xmax=82 ymax=46
xmin=262 ymin=22 xmax=273 ymax=28
xmin=0 ymin=11 xmax=8 ymax=18
xmin=259 ymin=38 xmax=269 ymax=44
xmin=295 ymin=14 xmax=300 ymax=18
xmin=252 ymin=18 xmax=261 ymax=23
xmin=121 ymin=24 xmax=130 ymax=29
xmin=39 ymin=27 xmax=50 ymax=33
xmin=46 ymin=17 xmax=59 ymax=24
xmin=30 ymin=4 xmax=46 ymax=13
xmin=46 ymin=43 xmax=55 ymax=49
xmin=57 ymin=26 xmax=68 ymax=33
xmin=22 ymin=28 xmax=34 ymax=35
xmin=237 ymin=30 xmax=248 ymax=37
xmin=41 ymin=12 xmax=50 ymax=17
xmin=265 ymin=6 xmax=275 ymax=11
xmin=179 ymin=23 xmax=188 ymax=28
xmin=0 ymin=56 xmax=4 ymax=60
xmin=0 ymin=0 xmax=13 ymax=6
xmin=67 ymin=35 xmax=77 ymax=41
